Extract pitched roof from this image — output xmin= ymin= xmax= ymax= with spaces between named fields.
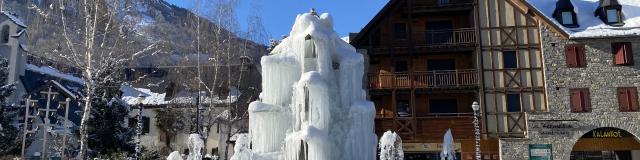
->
xmin=524 ymin=0 xmax=640 ymax=38
xmin=1 ymin=11 xmax=26 ymax=28
xmin=349 ymin=0 xmax=399 ymax=45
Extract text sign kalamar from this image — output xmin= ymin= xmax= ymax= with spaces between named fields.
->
xmin=529 ymin=144 xmax=552 ymax=160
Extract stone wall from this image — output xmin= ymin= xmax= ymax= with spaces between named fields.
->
xmin=499 ymin=25 xmax=640 ymax=160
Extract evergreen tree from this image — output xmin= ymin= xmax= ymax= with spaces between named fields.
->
xmin=86 ymin=95 xmax=135 ymax=158
xmin=0 ymin=57 xmax=20 ymax=155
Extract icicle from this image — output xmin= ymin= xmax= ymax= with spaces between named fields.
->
xmin=441 ymin=129 xmax=457 ymax=160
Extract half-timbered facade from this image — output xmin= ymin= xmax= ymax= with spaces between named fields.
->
xmin=351 ymin=0 xmax=503 ymax=159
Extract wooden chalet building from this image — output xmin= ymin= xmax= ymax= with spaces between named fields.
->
xmin=351 ymin=0 xmax=547 ymax=159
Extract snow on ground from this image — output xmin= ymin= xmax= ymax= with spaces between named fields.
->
xmin=26 ymin=64 xmax=84 ymax=84
xmin=527 ymin=0 xmax=640 ymax=38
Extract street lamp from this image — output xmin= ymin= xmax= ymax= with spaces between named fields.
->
xmin=471 ymin=101 xmax=481 ymax=160
xmin=136 ymin=94 xmax=146 ymax=160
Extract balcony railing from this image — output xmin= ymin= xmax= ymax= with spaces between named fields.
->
xmin=420 ymin=28 xmax=476 ymax=47
xmin=371 ymin=28 xmax=476 ymax=54
xmin=368 ymin=69 xmax=478 ymax=89
xmin=375 ymin=114 xmax=476 ymax=140
xmin=413 ymin=0 xmax=474 ymax=12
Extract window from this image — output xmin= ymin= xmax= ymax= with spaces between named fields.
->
xmin=561 ymin=11 xmax=574 ymax=25
xmin=606 ymin=9 xmax=620 ymax=23
xmin=612 ymin=42 xmax=633 ymax=65
xmin=396 ymin=100 xmax=410 ymax=117
xmin=506 ymin=94 xmax=521 ymax=112
xmin=618 ymin=87 xmax=639 ymax=112
xmin=570 ymin=89 xmax=591 ymax=112
xmin=425 ymin=21 xmax=453 ymax=44
xmin=128 ymin=117 xmax=150 ymax=135
xmin=438 ymin=0 xmax=449 ymax=5
xmin=566 ymin=44 xmax=586 ymax=67
xmin=503 ymin=51 xmax=517 ymax=68
xmin=429 ymin=99 xmax=458 ymax=114
xmin=393 ymin=23 xmax=407 ymax=40
xmin=1 ymin=25 xmax=9 ymax=43
xmin=427 ymin=59 xmax=455 ymax=71
xmin=143 ymin=117 xmax=150 ymax=134
xmin=394 ymin=61 xmax=408 ymax=73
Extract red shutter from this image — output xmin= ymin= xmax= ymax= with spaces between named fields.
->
xmin=613 ymin=42 xmax=633 ymax=65
xmin=570 ymin=89 xmax=582 ymax=112
xmin=623 ymin=43 xmax=634 ymax=65
xmin=581 ymin=90 xmax=591 ymax=112
xmin=614 ymin=43 xmax=626 ymax=65
xmin=576 ymin=45 xmax=586 ymax=66
xmin=618 ymin=88 xmax=630 ymax=111
xmin=566 ymin=45 xmax=578 ymax=67
xmin=630 ymin=88 xmax=639 ymax=112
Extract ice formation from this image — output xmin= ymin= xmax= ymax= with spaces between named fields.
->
xmin=247 ymin=10 xmax=377 ymax=160
xmin=230 ymin=133 xmax=252 ymax=160
xmin=441 ymin=129 xmax=456 ymax=160
xmin=167 ymin=151 xmax=183 ymax=160
xmin=187 ymin=134 xmax=204 ymax=160
xmin=379 ymin=131 xmax=403 ymax=160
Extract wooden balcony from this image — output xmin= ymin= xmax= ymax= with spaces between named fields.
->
xmin=412 ymin=0 xmax=475 ymax=13
xmin=375 ymin=113 xmax=476 ymax=140
xmin=371 ymin=28 xmax=476 ymax=55
xmin=368 ymin=69 xmax=478 ymax=90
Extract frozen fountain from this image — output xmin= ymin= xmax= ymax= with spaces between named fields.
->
xmin=247 ymin=9 xmax=377 ymax=160
xmin=379 ymin=131 xmax=404 ymax=160
xmin=441 ymin=129 xmax=456 ymax=160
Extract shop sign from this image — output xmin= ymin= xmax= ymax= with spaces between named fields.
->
xmin=529 ymin=144 xmax=552 ymax=160
xmin=530 ymin=122 xmax=575 ymax=136
xmin=582 ymin=127 xmax=632 ymax=138
xmin=403 ymin=143 xmax=461 ymax=152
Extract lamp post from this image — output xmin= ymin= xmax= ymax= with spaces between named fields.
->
xmin=135 ymin=94 xmax=146 ymax=160
xmin=472 ymin=101 xmax=481 ymax=160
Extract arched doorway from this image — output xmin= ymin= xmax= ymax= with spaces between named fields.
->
xmin=571 ymin=127 xmax=640 ymax=160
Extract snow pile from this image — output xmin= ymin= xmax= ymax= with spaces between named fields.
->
xmin=187 ymin=134 xmax=204 ymax=160
xmin=230 ymin=134 xmax=253 ymax=160
xmin=527 ymin=0 xmax=640 ymax=38
xmin=167 ymin=151 xmax=183 ymax=160
xmin=441 ymin=129 xmax=456 ymax=160
xmin=26 ymin=64 xmax=84 ymax=84
xmin=247 ymin=10 xmax=377 ymax=160
xmin=379 ymin=131 xmax=403 ymax=160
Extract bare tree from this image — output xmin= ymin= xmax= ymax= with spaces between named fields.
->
xmin=54 ymin=0 xmax=160 ymax=158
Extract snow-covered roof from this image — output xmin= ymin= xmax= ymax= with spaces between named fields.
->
xmin=120 ymin=84 xmax=168 ymax=106
xmin=526 ymin=0 xmax=640 ymax=38
xmin=1 ymin=11 xmax=26 ymax=27
xmin=120 ymin=84 xmax=241 ymax=106
xmin=26 ymin=64 xmax=84 ymax=84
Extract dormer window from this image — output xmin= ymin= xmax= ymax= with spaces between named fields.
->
xmin=553 ymin=0 xmax=579 ymax=28
xmin=596 ymin=0 xmax=624 ymax=26
xmin=561 ymin=11 xmax=575 ymax=25
xmin=606 ymin=8 xmax=621 ymax=23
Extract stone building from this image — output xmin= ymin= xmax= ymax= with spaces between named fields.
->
xmin=352 ymin=0 xmax=640 ymax=159
xmin=499 ymin=0 xmax=640 ymax=159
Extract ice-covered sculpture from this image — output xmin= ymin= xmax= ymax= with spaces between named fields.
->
xmin=187 ymin=134 xmax=204 ymax=160
xmin=247 ymin=9 xmax=377 ymax=160
xmin=441 ymin=129 xmax=456 ymax=160
xmin=230 ymin=134 xmax=253 ymax=160
xmin=167 ymin=151 xmax=183 ymax=160
xmin=379 ymin=131 xmax=403 ymax=160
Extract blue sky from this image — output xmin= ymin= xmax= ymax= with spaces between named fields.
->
xmin=165 ymin=0 xmax=387 ymax=40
